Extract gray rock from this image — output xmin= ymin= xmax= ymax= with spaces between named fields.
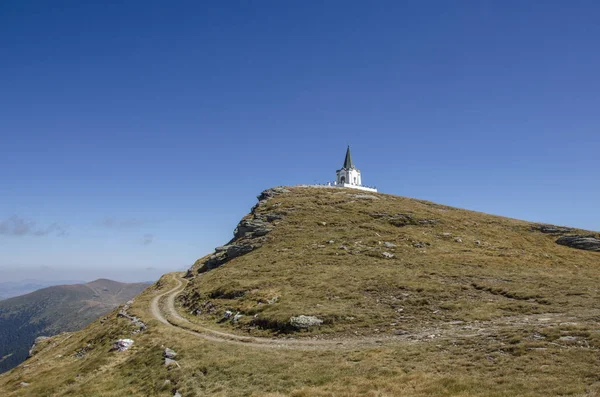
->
xmin=257 ymin=187 xmax=290 ymax=202
xmin=232 ymin=313 xmax=243 ymax=323
xmin=20 ymin=382 xmax=30 ymax=387
xmin=164 ymin=348 xmax=177 ymax=359
xmin=289 ymin=315 xmax=323 ymax=329
xmin=383 ymin=242 xmax=396 ymax=248
xmin=234 ymin=219 xmax=273 ymax=239
xmin=454 ymin=237 xmax=463 ymax=243
xmin=223 ymin=310 xmax=233 ymax=320
xmin=556 ymin=235 xmax=600 ymax=252
xmin=382 ymin=252 xmax=395 ymax=258
xmin=112 ymin=339 xmax=134 ymax=352
xmin=174 ymin=391 xmax=182 ymax=397
xmin=165 ymin=357 xmax=179 ymax=367
xmin=533 ymin=224 xmax=573 ymax=234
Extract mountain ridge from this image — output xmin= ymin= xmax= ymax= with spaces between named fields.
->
xmin=0 ymin=279 xmax=150 ymax=374
xmin=1 ymin=186 xmax=599 ymax=396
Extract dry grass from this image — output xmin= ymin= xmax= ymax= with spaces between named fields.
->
xmin=1 ymin=186 xmax=599 ymax=396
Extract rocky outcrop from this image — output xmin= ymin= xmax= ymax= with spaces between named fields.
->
xmin=556 ymin=235 xmax=600 ymax=252
xmin=233 ymin=219 xmax=273 ymax=239
xmin=118 ymin=300 xmax=147 ymax=333
xmin=369 ymin=212 xmax=439 ymax=227
xmin=28 ymin=336 xmax=49 ymax=357
xmin=197 ymin=187 xmax=290 ymax=273
xmin=533 ymin=224 xmax=574 ymax=234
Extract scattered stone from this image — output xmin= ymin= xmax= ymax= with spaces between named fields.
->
xmin=454 ymin=237 xmax=463 ymax=243
xmin=20 ymin=382 xmax=30 ymax=387
xmin=232 ymin=313 xmax=243 ymax=323
xmin=556 ymin=235 xmax=600 ymax=252
xmin=289 ymin=315 xmax=324 ymax=329
xmin=474 ymin=240 xmax=481 ymax=245
xmin=413 ymin=242 xmax=430 ymax=248
xmin=441 ymin=233 xmax=452 ymax=237
xmin=339 ymin=245 xmax=349 ymax=250
xmin=173 ymin=391 xmax=182 ymax=397
xmin=165 ymin=357 xmax=180 ymax=368
xmin=383 ymin=242 xmax=396 ymax=248
xmin=164 ymin=348 xmax=177 ymax=359
xmin=327 ymin=240 xmax=335 ymax=244
xmin=113 ymin=339 xmax=134 ymax=352
xmin=267 ymin=296 xmax=279 ymax=304
xmin=382 ymin=252 xmax=395 ymax=259
xmin=223 ymin=310 xmax=233 ymax=320
xmin=318 ymin=221 xmax=327 ymax=226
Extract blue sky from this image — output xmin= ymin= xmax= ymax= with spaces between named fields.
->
xmin=1 ymin=1 xmax=599 ymax=282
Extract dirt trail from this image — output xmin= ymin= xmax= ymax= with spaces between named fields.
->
xmin=149 ymin=273 xmax=595 ymax=351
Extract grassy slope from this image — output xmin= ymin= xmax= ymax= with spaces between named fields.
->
xmin=0 ymin=279 xmax=149 ymax=373
xmin=1 ymin=186 xmax=599 ymax=396
xmin=182 ymin=187 xmax=599 ymax=337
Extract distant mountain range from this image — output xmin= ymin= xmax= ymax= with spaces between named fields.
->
xmin=0 ymin=279 xmax=150 ymax=373
xmin=0 ymin=280 xmax=85 ymax=300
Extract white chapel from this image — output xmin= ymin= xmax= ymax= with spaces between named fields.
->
xmin=332 ymin=146 xmax=377 ymax=192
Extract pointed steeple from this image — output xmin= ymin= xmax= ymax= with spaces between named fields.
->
xmin=342 ymin=145 xmax=355 ymax=169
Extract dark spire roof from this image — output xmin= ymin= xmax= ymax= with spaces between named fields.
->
xmin=342 ymin=145 xmax=355 ymax=169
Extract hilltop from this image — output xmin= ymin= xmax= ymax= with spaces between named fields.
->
xmin=1 ymin=186 xmax=599 ymax=396
xmin=0 ymin=279 xmax=150 ymax=373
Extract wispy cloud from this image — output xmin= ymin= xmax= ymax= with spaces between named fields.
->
xmin=101 ymin=218 xmax=147 ymax=229
xmin=142 ymin=234 xmax=154 ymax=245
xmin=0 ymin=216 xmax=67 ymax=237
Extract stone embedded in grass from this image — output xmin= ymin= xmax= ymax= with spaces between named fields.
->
xmin=164 ymin=348 xmax=177 ymax=359
xmin=382 ymin=252 xmax=395 ymax=258
xmin=232 ymin=313 xmax=243 ymax=323
xmin=289 ymin=315 xmax=323 ymax=329
xmin=165 ymin=357 xmax=180 ymax=368
xmin=383 ymin=242 xmax=396 ymax=248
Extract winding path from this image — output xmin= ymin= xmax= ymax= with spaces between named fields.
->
xmin=150 ymin=273 xmax=344 ymax=350
xmin=149 ymin=273 xmax=588 ymax=351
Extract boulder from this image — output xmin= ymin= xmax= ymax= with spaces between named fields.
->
xmin=556 ymin=235 xmax=600 ymax=252
xmin=289 ymin=315 xmax=323 ymax=329
xmin=113 ymin=339 xmax=134 ymax=352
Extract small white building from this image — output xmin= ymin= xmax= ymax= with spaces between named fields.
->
xmin=332 ymin=146 xmax=377 ymax=192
